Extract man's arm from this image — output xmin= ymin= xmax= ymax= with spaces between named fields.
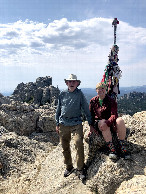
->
xmin=56 ymin=126 xmax=60 ymax=134
xmin=55 ymin=95 xmax=61 ymax=128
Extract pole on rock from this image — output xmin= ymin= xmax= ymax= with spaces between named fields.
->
xmin=101 ymin=18 xmax=121 ymax=101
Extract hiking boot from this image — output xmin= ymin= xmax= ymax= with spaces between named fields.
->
xmin=120 ymin=150 xmax=131 ymax=160
xmin=64 ymin=166 xmax=74 ymax=177
xmin=119 ymin=140 xmax=131 ymax=160
xmin=76 ymin=169 xmax=86 ymax=183
xmin=107 ymin=141 xmax=118 ymax=160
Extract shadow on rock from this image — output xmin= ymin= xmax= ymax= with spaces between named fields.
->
xmin=29 ymin=131 xmax=60 ymax=146
xmin=0 ymin=130 xmax=59 ymax=178
xmin=84 ymin=138 xmax=146 ymax=194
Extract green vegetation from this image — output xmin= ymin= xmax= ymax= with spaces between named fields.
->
xmin=117 ymin=92 xmax=146 ymax=116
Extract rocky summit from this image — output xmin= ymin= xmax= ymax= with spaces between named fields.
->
xmin=0 ymin=77 xmax=145 ymax=194
xmin=1 ymin=76 xmax=60 ymax=107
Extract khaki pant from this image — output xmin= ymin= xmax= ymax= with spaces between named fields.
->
xmin=59 ymin=124 xmax=84 ymax=170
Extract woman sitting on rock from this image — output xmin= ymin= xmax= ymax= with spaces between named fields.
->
xmin=89 ymin=82 xmax=130 ymax=160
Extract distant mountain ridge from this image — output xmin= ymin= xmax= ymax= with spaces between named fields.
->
xmin=118 ymin=85 xmax=146 ymax=96
xmin=1 ymin=91 xmax=13 ymax=96
xmin=2 ymin=85 xmax=146 ymax=98
xmin=81 ymin=85 xmax=146 ymax=103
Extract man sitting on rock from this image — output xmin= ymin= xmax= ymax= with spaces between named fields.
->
xmin=89 ymin=82 xmax=130 ymax=160
xmin=55 ymin=74 xmax=92 ymax=182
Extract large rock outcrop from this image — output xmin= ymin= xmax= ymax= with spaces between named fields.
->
xmin=0 ymin=111 xmax=145 ymax=194
xmin=0 ymin=101 xmax=57 ymax=135
xmin=4 ymin=76 xmax=60 ymax=107
xmin=0 ymin=76 xmax=59 ymax=135
xmin=0 ymin=101 xmax=39 ymax=135
xmin=0 ymin=77 xmax=145 ymax=193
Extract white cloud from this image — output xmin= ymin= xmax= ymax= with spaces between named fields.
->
xmin=0 ymin=17 xmax=146 ymax=91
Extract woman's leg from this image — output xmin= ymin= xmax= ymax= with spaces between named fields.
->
xmin=116 ymin=117 xmax=126 ymax=140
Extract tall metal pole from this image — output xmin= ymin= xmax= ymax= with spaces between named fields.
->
xmin=101 ymin=18 xmax=121 ymax=101
xmin=112 ymin=18 xmax=119 ymax=45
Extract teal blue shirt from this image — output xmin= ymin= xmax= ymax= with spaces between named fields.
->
xmin=55 ymin=88 xmax=92 ymax=126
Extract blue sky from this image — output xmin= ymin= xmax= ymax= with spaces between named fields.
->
xmin=0 ymin=0 xmax=146 ymax=93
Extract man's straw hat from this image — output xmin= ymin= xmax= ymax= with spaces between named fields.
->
xmin=64 ymin=74 xmax=81 ymax=85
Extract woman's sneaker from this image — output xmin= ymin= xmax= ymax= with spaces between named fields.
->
xmin=119 ymin=140 xmax=131 ymax=160
xmin=107 ymin=141 xmax=118 ymax=160
xmin=64 ymin=166 xmax=74 ymax=177
xmin=120 ymin=150 xmax=131 ymax=160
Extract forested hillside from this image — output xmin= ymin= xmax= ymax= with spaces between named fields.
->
xmin=117 ymin=92 xmax=146 ymax=115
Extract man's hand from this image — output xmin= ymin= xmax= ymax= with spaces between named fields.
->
xmin=56 ymin=126 xmax=60 ymax=134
